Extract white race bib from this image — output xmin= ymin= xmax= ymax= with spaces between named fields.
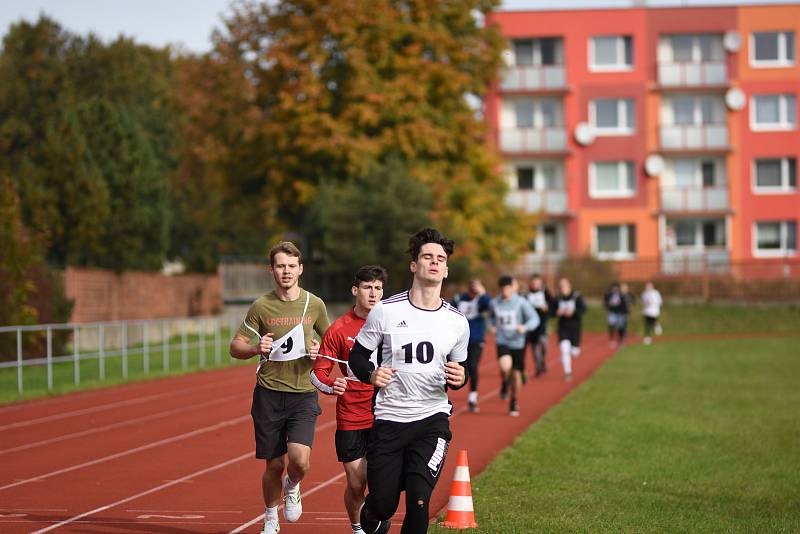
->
xmin=389 ymin=331 xmax=441 ymax=374
xmin=269 ymin=322 xmax=307 ymax=362
xmin=495 ymin=308 xmax=519 ymax=331
xmin=456 ymin=298 xmax=479 ymax=320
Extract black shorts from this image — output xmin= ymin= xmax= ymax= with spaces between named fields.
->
xmin=367 ymin=413 xmax=452 ymax=490
xmin=335 ymin=428 xmax=371 ymax=463
xmin=527 ymin=325 xmax=547 ymax=344
xmin=251 ymin=385 xmax=321 ymax=460
xmin=496 ymin=344 xmax=526 ymax=371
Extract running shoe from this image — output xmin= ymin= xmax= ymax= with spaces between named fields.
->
xmin=565 ymin=373 xmax=573 ymax=382
xmin=509 ymin=399 xmax=520 ymax=417
xmin=282 ymin=475 xmax=302 ymax=522
xmin=261 ymin=518 xmax=280 ymax=534
xmin=468 ymin=400 xmax=479 ymax=413
xmin=363 ymin=519 xmax=392 ymax=534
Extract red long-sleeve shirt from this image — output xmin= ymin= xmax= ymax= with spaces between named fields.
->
xmin=311 ymin=308 xmax=375 ymax=430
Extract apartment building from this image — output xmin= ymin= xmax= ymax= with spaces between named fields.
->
xmin=486 ymin=4 xmax=800 ymax=279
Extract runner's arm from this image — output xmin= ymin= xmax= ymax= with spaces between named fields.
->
xmin=349 ymin=340 xmax=376 ymax=384
xmin=310 ymin=333 xmax=338 ymax=394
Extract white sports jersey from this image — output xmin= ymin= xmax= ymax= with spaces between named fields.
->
xmin=356 ymin=291 xmax=470 ymax=423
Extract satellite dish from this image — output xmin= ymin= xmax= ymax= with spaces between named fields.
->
xmin=502 ymin=49 xmax=514 ymax=67
xmin=644 ymin=154 xmax=665 ymax=177
xmin=574 ymin=122 xmax=595 ymax=146
xmin=723 ymin=31 xmax=742 ymax=53
xmin=725 ymin=88 xmax=746 ymax=111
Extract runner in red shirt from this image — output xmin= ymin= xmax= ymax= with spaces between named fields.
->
xmin=310 ymin=265 xmax=387 ymax=534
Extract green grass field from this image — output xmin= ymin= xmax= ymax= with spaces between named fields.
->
xmin=432 ymin=336 xmax=800 ymax=533
xmin=0 ymin=329 xmax=248 ymax=404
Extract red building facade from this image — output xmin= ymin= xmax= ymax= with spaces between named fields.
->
xmin=486 ymin=4 xmax=799 ymax=279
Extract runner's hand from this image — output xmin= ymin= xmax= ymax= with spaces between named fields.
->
xmin=258 ymin=333 xmax=273 ymax=355
xmin=332 ymin=377 xmax=347 ymax=395
xmin=370 ymin=367 xmax=395 ymax=388
xmin=444 ymin=361 xmax=465 ymax=387
xmin=516 ymin=325 xmax=525 ymax=334
xmin=308 ymin=339 xmax=320 ymax=360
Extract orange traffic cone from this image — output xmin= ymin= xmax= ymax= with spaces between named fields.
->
xmin=439 ymin=449 xmax=478 ymax=529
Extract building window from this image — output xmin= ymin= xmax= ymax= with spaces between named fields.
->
xmin=511 ymin=98 xmax=562 ymax=129
xmin=751 ymin=94 xmax=797 ymax=131
xmin=670 ymin=219 xmax=726 ymax=249
xmin=590 ymin=98 xmax=635 ymax=135
xmin=750 ymin=31 xmax=796 ymax=67
xmin=754 ymin=221 xmax=797 ymax=256
xmin=590 ymin=161 xmax=636 ymax=198
xmin=668 ymin=95 xmax=725 ymax=125
xmin=512 ymin=162 xmax=563 ymax=191
xmin=512 ymin=37 xmax=563 ymax=66
xmin=671 ymin=158 xmax=725 ymax=188
xmin=530 ymin=223 xmax=563 ymax=254
xmin=663 ymin=34 xmax=724 ymax=63
xmin=753 ymin=158 xmax=797 ymax=192
xmin=590 ymin=36 xmax=633 ymax=71
xmin=594 ymin=224 xmax=636 ymax=259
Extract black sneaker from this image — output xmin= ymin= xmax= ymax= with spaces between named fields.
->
xmin=371 ymin=519 xmax=391 ymax=534
xmin=499 ymin=378 xmax=509 ymax=400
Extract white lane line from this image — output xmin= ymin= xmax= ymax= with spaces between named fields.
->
xmin=29 ymin=452 xmax=254 ymax=534
xmin=0 ymin=375 xmax=249 ymax=432
xmin=0 ymin=415 xmax=250 ymax=491
xmin=0 ymin=392 xmax=245 ymax=456
xmin=26 ymin=418 xmax=338 ymax=533
xmin=126 ymin=509 xmax=244 ymax=513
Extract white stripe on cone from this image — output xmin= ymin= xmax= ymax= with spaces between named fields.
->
xmin=453 ymin=466 xmax=471 ymax=482
xmin=447 ymin=495 xmax=474 ymax=512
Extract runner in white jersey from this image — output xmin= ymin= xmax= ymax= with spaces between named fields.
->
xmin=349 ymin=228 xmax=469 ymax=534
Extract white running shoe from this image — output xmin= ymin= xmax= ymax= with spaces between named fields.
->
xmin=261 ymin=518 xmax=280 ymax=534
xmin=283 ymin=475 xmax=302 ymax=522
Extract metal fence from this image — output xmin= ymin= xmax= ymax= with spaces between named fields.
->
xmin=0 ymin=312 xmax=246 ymax=396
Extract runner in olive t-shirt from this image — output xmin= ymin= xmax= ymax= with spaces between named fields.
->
xmin=230 ymin=242 xmax=330 ymax=534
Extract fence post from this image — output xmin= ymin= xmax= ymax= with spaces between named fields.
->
xmin=74 ymin=326 xmax=80 ymax=385
xmin=17 ymin=329 xmax=23 ymax=395
xmin=122 ymin=322 xmax=128 ymax=380
xmin=199 ymin=318 xmax=206 ymax=368
xmin=215 ymin=317 xmax=221 ymax=366
xmin=162 ymin=319 xmax=169 ymax=372
xmin=702 ymin=254 xmax=711 ymax=302
xmin=47 ymin=327 xmax=53 ymax=391
xmin=181 ymin=322 xmax=188 ymax=370
xmin=143 ymin=321 xmax=149 ymax=375
xmin=99 ymin=324 xmax=105 ymax=381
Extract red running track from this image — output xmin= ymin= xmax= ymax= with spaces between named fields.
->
xmin=0 ymin=333 xmax=616 ymax=533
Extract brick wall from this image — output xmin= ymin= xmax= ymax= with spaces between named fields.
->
xmin=64 ymin=267 xmax=222 ymax=323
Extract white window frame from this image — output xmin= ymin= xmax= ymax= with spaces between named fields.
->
xmin=662 ymin=34 xmax=724 ymax=64
xmin=670 ymin=158 xmax=726 ymax=188
xmin=510 ymin=161 xmax=565 ymax=191
xmin=753 ymin=221 xmax=798 ymax=257
xmin=590 ymin=98 xmax=635 ymax=136
xmin=589 ymin=161 xmax=636 ymax=198
xmin=669 ymin=219 xmax=727 ymax=250
xmin=509 ymin=98 xmax=564 ymax=129
xmin=750 ymin=94 xmax=797 ymax=131
xmin=589 ymin=36 xmax=633 ymax=72
xmin=749 ymin=31 xmax=796 ymax=68
xmin=531 ymin=222 xmax=565 ymax=255
xmin=666 ymin=95 xmax=725 ymax=126
xmin=511 ymin=37 xmax=564 ymax=67
xmin=752 ymin=157 xmax=797 ymax=194
xmin=592 ymin=224 xmax=636 ymax=260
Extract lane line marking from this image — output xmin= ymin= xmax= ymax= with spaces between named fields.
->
xmin=0 ymin=393 xmax=244 ymax=456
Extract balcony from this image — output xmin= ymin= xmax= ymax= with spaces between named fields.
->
xmin=660 ymin=186 xmax=728 ymax=212
xmin=500 ymin=65 xmax=566 ymax=92
xmin=662 ymin=249 xmax=730 ymax=274
xmin=506 ymin=189 xmax=568 ymax=214
xmin=499 ymin=128 xmax=567 ymax=153
xmin=657 ymin=61 xmax=727 ymax=88
xmin=660 ymin=124 xmax=727 ymax=151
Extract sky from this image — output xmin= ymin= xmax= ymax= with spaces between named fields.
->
xmin=0 ymin=0 xmax=797 ymax=54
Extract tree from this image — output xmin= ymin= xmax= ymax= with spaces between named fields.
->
xmin=206 ymin=0 xmax=532 ymax=270
xmin=307 ymin=155 xmax=432 ymax=294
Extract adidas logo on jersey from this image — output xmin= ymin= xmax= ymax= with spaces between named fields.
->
xmin=396 ymin=320 xmax=408 ymax=328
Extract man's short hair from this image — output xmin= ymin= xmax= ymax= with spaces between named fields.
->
xmin=407 ymin=228 xmax=455 ymax=261
xmin=269 ymin=241 xmax=302 ymax=266
xmin=353 ymin=265 xmax=388 ymax=287
xmin=530 ymin=273 xmax=542 ymax=280
xmin=498 ymin=275 xmax=514 ymax=287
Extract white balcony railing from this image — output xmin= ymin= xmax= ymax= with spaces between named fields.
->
xmin=658 ymin=61 xmax=727 ymax=87
xmin=661 ymin=249 xmax=730 ymax=274
xmin=500 ymin=65 xmax=566 ymax=91
xmin=506 ymin=189 xmax=568 ymax=214
xmin=499 ymin=127 xmax=567 ymax=153
xmin=660 ymin=124 xmax=728 ymax=150
xmin=660 ymin=186 xmax=729 ymax=212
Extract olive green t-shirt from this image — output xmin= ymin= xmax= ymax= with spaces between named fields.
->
xmin=238 ymin=288 xmax=330 ymax=392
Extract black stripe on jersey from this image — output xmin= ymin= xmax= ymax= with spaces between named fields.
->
xmin=443 ymin=301 xmax=466 ymax=317
xmin=382 ymin=291 xmax=409 ymax=304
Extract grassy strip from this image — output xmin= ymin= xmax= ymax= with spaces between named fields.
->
xmin=432 ymin=338 xmax=800 ymax=533
xmin=0 ymin=330 xmax=249 ymax=404
xmin=575 ymin=302 xmax=800 ymax=336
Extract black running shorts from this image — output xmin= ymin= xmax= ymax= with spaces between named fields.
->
xmin=251 ymin=385 xmax=321 ymax=460
xmin=496 ymin=344 xmax=526 ymax=371
xmin=335 ymin=428 xmax=371 ymax=463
